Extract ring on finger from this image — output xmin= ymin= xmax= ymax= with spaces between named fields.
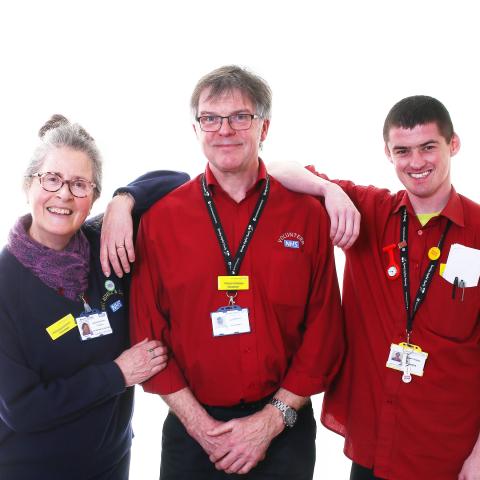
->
xmin=147 ymin=348 xmax=155 ymax=358
xmin=116 ymin=245 xmax=126 ymax=250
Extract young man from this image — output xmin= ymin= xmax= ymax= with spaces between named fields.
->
xmin=128 ymin=65 xmax=345 ymax=479
xmin=269 ymin=96 xmax=480 ymax=480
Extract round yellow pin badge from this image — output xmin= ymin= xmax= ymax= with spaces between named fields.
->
xmin=428 ymin=246 xmax=441 ymax=261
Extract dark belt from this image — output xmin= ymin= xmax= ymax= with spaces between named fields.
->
xmin=202 ymin=392 xmax=276 ymax=412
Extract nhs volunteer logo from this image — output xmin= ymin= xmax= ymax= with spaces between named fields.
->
xmin=283 ymin=239 xmax=300 ymax=249
xmin=277 ymin=232 xmax=304 ymax=249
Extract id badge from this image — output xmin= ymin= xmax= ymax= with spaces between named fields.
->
xmin=210 ymin=305 xmax=250 ymax=337
xmin=76 ymin=311 xmax=113 ymax=341
xmin=386 ymin=342 xmax=429 ymax=381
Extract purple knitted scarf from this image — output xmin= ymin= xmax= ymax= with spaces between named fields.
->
xmin=7 ymin=215 xmax=90 ymax=300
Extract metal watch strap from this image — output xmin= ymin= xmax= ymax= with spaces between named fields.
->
xmin=269 ymin=397 xmax=298 ymax=427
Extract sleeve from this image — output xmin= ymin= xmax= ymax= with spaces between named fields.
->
xmin=305 ymin=164 xmax=391 ymax=215
xmin=114 ymin=170 xmax=190 ymax=216
xmin=129 ymin=212 xmax=187 ymax=394
xmin=280 ymin=204 xmax=345 ymax=396
xmin=0 ymin=303 xmax=125 ymax=433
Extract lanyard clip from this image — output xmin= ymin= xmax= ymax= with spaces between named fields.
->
xmin=79 ymin=294 xmax=92 ymax=313
xmin=227 ymin=291 xmax=237 ymax=306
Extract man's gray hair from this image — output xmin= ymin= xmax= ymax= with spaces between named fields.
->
xmin=190 ymin=65 xmax=272 ymax=120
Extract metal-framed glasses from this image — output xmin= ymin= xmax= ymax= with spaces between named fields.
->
xmin=29 ymin=172 xmax=96 ymax=198
xmin=196 ymin=113 xmax=261 ymax=132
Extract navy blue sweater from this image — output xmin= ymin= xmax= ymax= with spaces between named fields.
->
xmin=0 ymin=170 xmax=189 ymax=479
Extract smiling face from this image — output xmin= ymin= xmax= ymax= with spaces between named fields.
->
xmin=27 ymin=146 xmax=95 ymax=250
xmin=193 ymin=88 xmax=269 ymax=177
xmin=385 ymin=122 xmax=460 ymax=212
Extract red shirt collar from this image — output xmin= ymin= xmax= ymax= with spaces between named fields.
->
xmin=204 ymin=159 xmax=267 ymax=196
xmin=393 ymin=186 xmax=464 ymax=227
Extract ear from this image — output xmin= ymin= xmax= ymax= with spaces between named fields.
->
xmin=449 ymin=133 xmax=461 ymax=157
xmin=260 ymin=119 xmax=270 ymax=143
xmin=384 ymin=143 xmax=393 ymax=164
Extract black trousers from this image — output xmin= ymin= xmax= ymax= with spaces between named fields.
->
xmin=350 ymin=462 xmax=385 ymax=480
xmin=160 ymin=400 xmax=316 ymax=480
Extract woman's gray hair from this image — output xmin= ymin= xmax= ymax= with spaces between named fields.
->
xmin=24 ymin=114 xmax=102 ymax=200
xmin=190 ymin=65 xmax=272 ymax=120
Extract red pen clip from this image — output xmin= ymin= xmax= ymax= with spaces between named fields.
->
xmin=382 ymin=243 xmax=400 ymax=280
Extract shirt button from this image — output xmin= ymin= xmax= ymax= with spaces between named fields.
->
xmin=417 ymin=229 xmax=423 ymax=236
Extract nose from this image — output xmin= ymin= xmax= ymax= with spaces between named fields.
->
xmin=217 ymin=117 xmax=235 ymax=136
xmin=55 ymin=181 xmax=74 ymax=199
xmin=410 ymin=148 xmax=426 ymax=169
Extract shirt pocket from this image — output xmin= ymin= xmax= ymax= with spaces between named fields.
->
xmin=424 ymin=274 xmax=479 ymax=341
xmin=266 ymin=247 xmax=312 ymax=307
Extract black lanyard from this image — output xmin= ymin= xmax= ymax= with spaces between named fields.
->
xmin=201 ymin=174 xmax=270 ymax=276
xmin=399 ymin=206 xmax=452 ymax=338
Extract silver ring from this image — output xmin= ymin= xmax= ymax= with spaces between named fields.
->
xmin=148 ymin=348 xmax=155 ymax=358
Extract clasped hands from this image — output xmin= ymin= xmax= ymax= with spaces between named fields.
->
xmin=195 ymin=405 xmax=284 ymax=475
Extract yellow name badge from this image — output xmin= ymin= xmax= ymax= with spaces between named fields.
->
xmin=218 ymin=275 xmax=249 ymax=291
xmin=46 ymin=314 xmax=77 ymax=340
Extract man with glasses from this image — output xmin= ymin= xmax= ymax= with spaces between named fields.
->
xmin=129 ymin=65 xmax=346 ymax=479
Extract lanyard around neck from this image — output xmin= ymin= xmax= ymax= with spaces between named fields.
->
xmin=201 ymin=174 xmax=270 ymax=276
xmin=399 ymin=206 xmax=452 ymax=339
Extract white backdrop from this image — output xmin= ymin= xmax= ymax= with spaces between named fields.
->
xmin=1 ymin=1 xmax=479 ymax=478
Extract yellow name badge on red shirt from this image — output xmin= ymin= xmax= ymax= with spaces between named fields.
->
xmin=46 ymin=314 xmax=77 ymax=340
xmin=217 ymin=275 xmax=249 ymax=291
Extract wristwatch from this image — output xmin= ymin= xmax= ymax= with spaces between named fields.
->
xmin=269 ymin=397 xmax=298 ymax=428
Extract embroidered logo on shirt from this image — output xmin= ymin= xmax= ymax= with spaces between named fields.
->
xmin=283 ymin=239 xmax=300 ymax=249
xmin=277 ymin=232 xmax=305 ymax=247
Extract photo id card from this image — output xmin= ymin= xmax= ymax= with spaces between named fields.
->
xmin=386 ymin=342 xmax=428 ymax=377
xmin=76 ymin=311 xmax=113 ymax=341
xmin=210 ymin=305 xmax=251 ymax=337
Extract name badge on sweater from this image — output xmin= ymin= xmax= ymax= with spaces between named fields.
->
xmin=76 ymin=311 xmax=113 ymax=341
xmin=46 ymin=314 xmax=77 ymax=340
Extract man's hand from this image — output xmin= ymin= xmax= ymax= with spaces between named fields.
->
xmin=162 ymin=387 xmax=226 ymax=458
xmin=323 ymin=181 xmax=361 ymax=249
xmin=206 ymin=405 xmax=284 ymax=475
xmin=187 ymin=415 xmax=226 ymax=457
xmin=459 ymin=446 xmax=480 ymax=479
xmin=100 ymin=193 xmax=135 ymax=277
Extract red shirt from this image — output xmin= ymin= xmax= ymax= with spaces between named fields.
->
xmin=315 ymin=171 xmax=480 ymax=480
xmin=130 ymin=162 xmax=344 ymax=406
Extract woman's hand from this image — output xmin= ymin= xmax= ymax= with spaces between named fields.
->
xmin=114 ymin=338 xmax=168 ymax=387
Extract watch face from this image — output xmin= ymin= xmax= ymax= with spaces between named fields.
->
xmin=284 ymin=407 xmax=298 ymax=427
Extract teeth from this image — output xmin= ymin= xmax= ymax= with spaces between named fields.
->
xmin=47 ymin=207 xmax=72 ymax=215
xmin=409 ymin=170 xmax=431 ymax=179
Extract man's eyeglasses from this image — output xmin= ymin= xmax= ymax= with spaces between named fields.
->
xmin=196 ymin=113 xmax=261 ymax=132
xmin=29 ymin=172 xmax=96 ymax=198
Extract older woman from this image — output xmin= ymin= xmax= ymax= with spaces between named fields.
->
xmin=0 ymin=115 xmax=188 ymax=479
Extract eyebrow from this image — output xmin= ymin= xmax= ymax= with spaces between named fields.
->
xmin=392 ymin=140 xmax=439 ymax=150
xmin=48 ymin=171 xmax=90 ymax=181
xmin=198 ymin=109 xmax=253 ymax=116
